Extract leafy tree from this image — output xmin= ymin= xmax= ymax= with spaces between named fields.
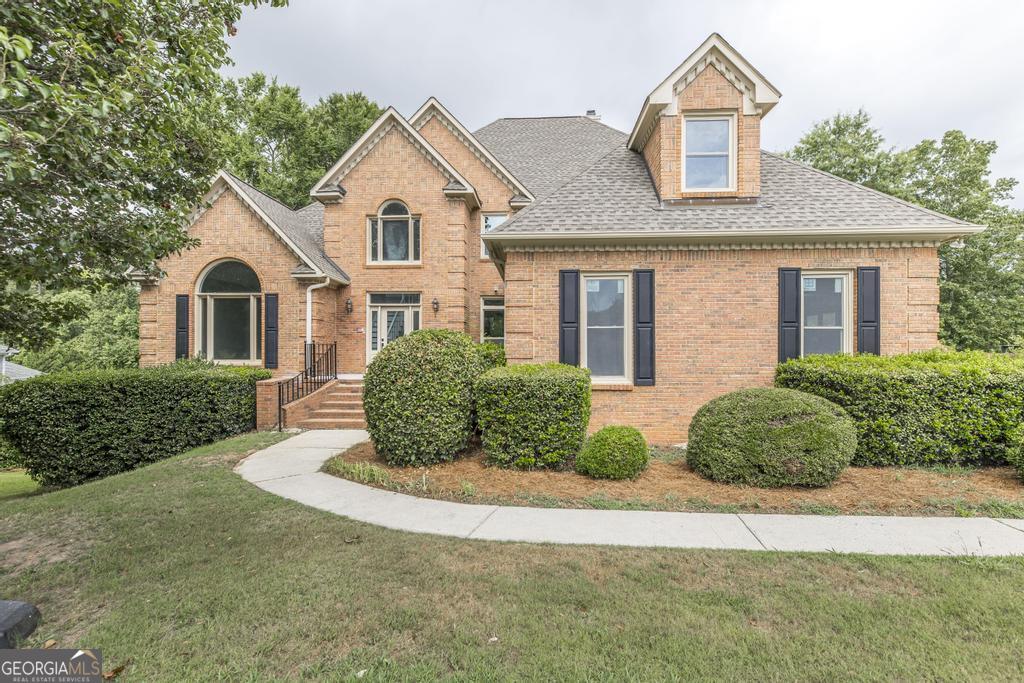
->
xmin=219 ymin=74 xmax=382 ymax=207
xmin=789 ymin=111 xmax=1024 ymax=350
xmin=14 ymin=286 xmax=139 ymax=372
xmin=0 ymin=0 xmax=285 ymax=350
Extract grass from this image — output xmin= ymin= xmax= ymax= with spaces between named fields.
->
xmin=0 ymin=469 xmax=40 ymax=501
xmin=4 ymin=432 xmax=1024 ymax=679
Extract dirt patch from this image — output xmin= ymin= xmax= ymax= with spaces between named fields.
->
xmin=0 ymin=532 xmax=92 ymax=578
xmin=328 ymin=441 xmax=1024 ymax=516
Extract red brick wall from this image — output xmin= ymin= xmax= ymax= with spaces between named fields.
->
xmin=504 ymin=246 xmax=940 ymax=444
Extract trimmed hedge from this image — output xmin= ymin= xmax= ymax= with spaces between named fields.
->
xmin=776 ymin=350 xmax=1024 ymax=466
xmin=363 ymin=329 xmax=487 ymax=467
xmin=575 ymin=425 xmax=649 ymax=480
xmin=686 ymin=387 xmax=856 ymax=488
xmin=475 ymin=342 xmax=506 ymax=372
xmin=0 ymin=363 xmax=269 ymax=487
xmin=475 ymin=363 xmax=591 ymax=469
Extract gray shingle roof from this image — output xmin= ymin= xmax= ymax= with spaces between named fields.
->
xmin=473 ymin=117 xmax=627 ymax=200
xmin=224 ymin=173 xmax=349 ymax=281
xmin=487 ymin=143 xmax=976 ymax=235
xmin=1 ymin=358 xmax=42 ymax=382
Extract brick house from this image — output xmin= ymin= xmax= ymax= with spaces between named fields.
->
xmin=136 ymin=34 xmax=981 ymax=443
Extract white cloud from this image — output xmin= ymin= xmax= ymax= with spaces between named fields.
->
xmin=225 ymin=0 xmax=1024 ymax=207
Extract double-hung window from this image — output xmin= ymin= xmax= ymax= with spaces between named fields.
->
xmin=802 ymin=272 xmax=852 ymax=355
xmin=683 ymin=115 xmax=735 ymax=191
xmin=480 ymin=213 xmax=508 ymax=258
xmin=581 ymin=274 xmax=631 ymax=383
xmin=481 ymin=297 xmax=505 ymax=345
xmin=368 ymin=200 xmax=420 ymax=263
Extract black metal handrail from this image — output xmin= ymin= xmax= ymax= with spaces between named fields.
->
xmin=278 ymin=341 xmax=337 ymax=430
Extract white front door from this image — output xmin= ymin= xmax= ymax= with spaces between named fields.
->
xmin=367 ymin=302 xmax=420 ymax=363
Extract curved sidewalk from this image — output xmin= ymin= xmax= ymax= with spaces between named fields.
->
xmin=236 ymin=430 xmax=1024 ymax=557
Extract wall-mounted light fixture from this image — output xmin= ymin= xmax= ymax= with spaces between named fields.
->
xmin=345 ymin=297 xmax=353 ymax=314
xmin=432 ymin=297 xmax=440 ymax=313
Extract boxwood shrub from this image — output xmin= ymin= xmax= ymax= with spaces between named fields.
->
xmin=0 ymin=363 xmax=269 ymax=487
xmin=475 ymin=363 xmax=591 ymax=469
xmin=475 ymin=342 xmax=506 ymax=372
xmin=575 ymin=425 xmax=649 ymax=480
xmin=776 ymin=350 xmax=1024 ymax=466
xmin=363 ymin=329 xmax=487 ymax=467
xmin=686 ymin=387 xmax=856 ymax=488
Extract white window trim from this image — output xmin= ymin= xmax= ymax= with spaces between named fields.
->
xmin=365 ymin=294 xmax=422 ymax=365
xmin=480 ymin=213 xmax=509 ymax=259
xmin=580 ymin=272 xmax=633 ymax=384
xmin=681 ymin=112 xmax=737 ymax=192
xmin=194 ymin=259 xmax=262 ymax=365
xmin=480 ymin=296 xmax=505 ymax=345
xmin=800 ymin=270 xmax=854 ymax=357
xmin=367 ymin=202 xmax=421 ymax=265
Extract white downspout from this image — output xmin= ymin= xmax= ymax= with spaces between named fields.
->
xmin=305 ymin=277 xmax=331 ymax=344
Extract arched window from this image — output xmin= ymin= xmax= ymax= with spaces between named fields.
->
xmin=368 ymin=200 xmax=420 ymax=263
xmin=197 ymin=260 xmax=262 ymax=362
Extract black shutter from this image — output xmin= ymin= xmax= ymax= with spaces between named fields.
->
xmin=633 ymin=269 xmax=655 ymax=386
xmin=175 ymin=294 xmax=189 ymax=360
xmin=778 ymin=268 xmax=801 ymax=362
xmin=559 ymin=270 xmax=580 ymax=366
xmin=264 ymin=293 xmax=279 ymax=369
xmin=857 ymin=267 xmax=881 ymax=355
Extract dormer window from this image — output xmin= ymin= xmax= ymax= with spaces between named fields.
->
xmin=682 ymin=114 xmax=736 ymax=191
xmin=368 ymin=200 xmax=421 ymax=263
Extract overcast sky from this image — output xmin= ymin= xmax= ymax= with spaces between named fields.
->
xmin=224 ymin=0 xmax=1024 ymax=207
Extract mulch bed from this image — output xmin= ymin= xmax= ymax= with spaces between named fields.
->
xmin=329 ymin=440 xmax=1024 ymax=516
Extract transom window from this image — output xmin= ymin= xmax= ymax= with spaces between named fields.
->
xmin=683 ymin=115 xmax=735 ymax=191
xmin=802 ymin=272 xmax=852 ymax=356
xmin=480 ymin=213 xmax=508 ymax=258
xmin=581 ymin=274 xmax=632 ymax=383
xmin=368 ymin=200 xmax=420 ymax=263
xmin=481 ymin=297 xmax=505 ymax=346
xmin=367 ymin=292 xmax=421 ymax=362
xmin=197 ymin=260 xmax=262 ymax=363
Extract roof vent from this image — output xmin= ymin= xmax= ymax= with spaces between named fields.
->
xmin=585 ymin=109 xmax=600 ymax=120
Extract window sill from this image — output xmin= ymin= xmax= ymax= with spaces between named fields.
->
xmin=591 ymin=382 xmax=634 ymax=392
xmin=365 ymin=263 xmax=424 ymax=269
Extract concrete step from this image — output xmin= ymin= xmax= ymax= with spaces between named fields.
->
xmin=309 ymin=408 xmax=365 ymax=418
xmin=298 ymin=417 xmax=368 ymax=429
xmin=319 ymin=400 xmax=363 ymax=409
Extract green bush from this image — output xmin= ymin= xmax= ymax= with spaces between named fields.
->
xmin=0 ymin=364 xmax=269 ymax=487
xmin=475 ymin=363 xmax=591 ymax=469
xmin=0 ymin=432 xmax=22 ymax=470
xmin=776 ymin=350 xmax=1024 ymax=466
xmin=363 ymin=329 xmax=486 ymax=467
xmin=475 ymin=342 xmax=506 ymax=372
xmin=686 ymin=387 xmax=856 ymax=488
xmin=575 ymin=426 xmax=649 ymax=480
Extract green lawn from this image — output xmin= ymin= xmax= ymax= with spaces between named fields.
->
xmin=0 ymin=469 xmax=39 ymax=501
xmin=2 ymin=432 xmax=1024 ymax=680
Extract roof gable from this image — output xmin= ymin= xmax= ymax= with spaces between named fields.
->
xmin=310 ymin=106 xmax=479 ymax=207
xmin=410 ymin=98 xmax=534 ymax=204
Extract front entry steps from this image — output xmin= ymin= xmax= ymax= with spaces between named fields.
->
xmin=296 ymin=378 xmax=366 ymax=430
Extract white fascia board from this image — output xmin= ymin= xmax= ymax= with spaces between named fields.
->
xmin=310 ymin=106 xmax=477 ymax=201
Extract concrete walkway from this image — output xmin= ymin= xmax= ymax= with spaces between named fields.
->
xmin=236 ymin=430 xmax=1024 ymax=557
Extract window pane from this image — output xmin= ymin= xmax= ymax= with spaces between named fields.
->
xmin=586 ymin=278 xmax=625 ymax=326
xmin=483 ymin=309 xmax=504 ymax=339
xmin=804 ymin=277 xmax=844 ymax=327
xmin=482 ymin=297 xmax=504 ymax=307
xmin=199 ymin=298 xmax=208 ymax=358
xmin=212 ymin=297 xmax=251 ymax=360
xmin=588 ymin=327 xmax=625 ymax=377
xmin=385 ymin=310 xmax=406 ymax=345
xmin=412 ymin=310 xmax=420 ymax=330
xmin=685 ymin=155 xmax=729 ymax=189
xmin=804 ymin=328 xmax=843 ymax=355
xmin=255 ymin=296 xmax=262 ymax=360
xmin=413 ymin=219 xmax=420 ymax=261
xmin=382 ymin=219 xmax=409 ymax=260
xmin=200 ymin=261 xmax=260 ymax=293
xmin=369 ymin=293 xmax=420 ymax=305
xmin=369 ymin=219 xmax=379 ymax=261
xmin=686 ymin=119 xmax=729 ymax=154
xmin=370 ymin=310 xmax=378 ymax=351
xmin=381 ymin=201 xmax=408 ymax=216
xmin=483 ymin=214 xmax=507 ymax=232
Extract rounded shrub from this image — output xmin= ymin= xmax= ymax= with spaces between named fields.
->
xmin=475 ymin=363 xmax=591 ymax=469
xmin=363 ymin=329 xmax=484 ymax=467
xmin=686 ymin=387 xmax=856 ymax=488
xmin=475 ymin=342 xmax=506 ymax=372
xmin=575 ymin=426 xmax=649 ymax=480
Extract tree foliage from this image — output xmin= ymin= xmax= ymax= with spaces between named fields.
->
xmin=219 ymin=73 xmax=382 ymax=207
xmin=0 ymin=0 xmax=285 ymax=349
xmin=789 ymin=110 xmax=1024 ymax=350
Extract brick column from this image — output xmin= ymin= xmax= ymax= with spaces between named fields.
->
xmin=504 ymin=250 xmax=535 ymax=363
xmin=445 ymin=199 xmax=468 ymax=330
